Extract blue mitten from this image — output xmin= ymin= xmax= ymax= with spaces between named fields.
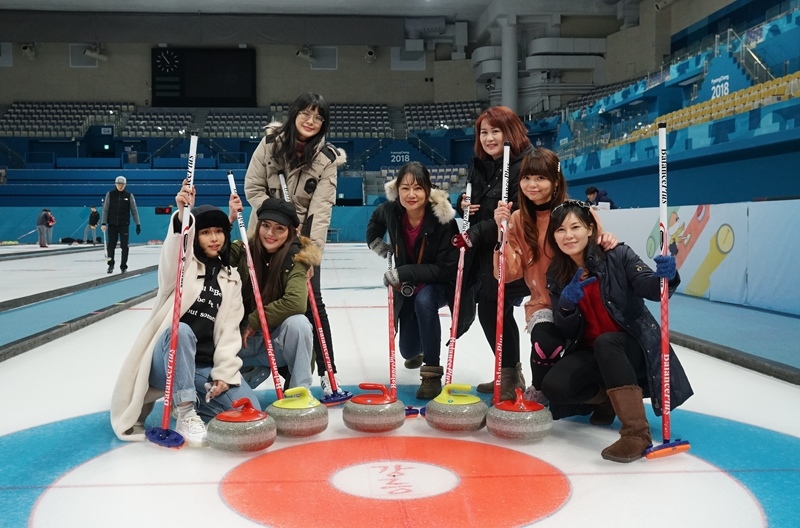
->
xmin=558 ymin=268 xmax=596 ymax=311
xmin=654 ymin=254 xmax=676 ymax=280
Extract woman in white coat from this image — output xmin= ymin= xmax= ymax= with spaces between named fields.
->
xmin=110 ymin=183 xmax=258 ymax=447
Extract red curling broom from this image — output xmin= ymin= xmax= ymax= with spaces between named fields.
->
xmin=644 ymin=123 xmax=691 ymax=459
xmin=145 ymin=134 xmax=199 ymax=449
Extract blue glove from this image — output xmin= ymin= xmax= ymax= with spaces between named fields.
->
xmin=558 ymin=268 xmax=596 ymax=311
xmin=654 ymin=255 xmax=676 ymax=280
xmin=135 ymin=224 xmax=141 ymax=235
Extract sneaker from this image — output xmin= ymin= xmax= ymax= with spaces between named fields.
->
xmin=176 ymin=411 xmax=208 ymax=447
xmin=404 ymin=354 xmax=423 ymax=369
xmin=107 ymin=265 xmax=113 ymax=274
xmin=320 ymin=373 xmax=342 ymax=396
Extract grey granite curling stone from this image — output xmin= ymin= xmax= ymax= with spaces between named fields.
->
xmin=207 ymin=398 xmax=277 ymax=452
xmin=265 ymin=386 xmax=329 ymax=437
xmin=425 ymin=383 xmax=488 ymax=433
xmin=342 ymin=383 xmax=406 ymax=433
xmin=486 ymin=388 xmax=553 ymax=441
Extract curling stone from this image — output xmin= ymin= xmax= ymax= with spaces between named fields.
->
xmin=342 ymin=383 xmax=406 ymax=433
xmin=424 ymin=383 xmax=488 ymax=433
xmin=266 ymin=386 xmax=329 ymax=437
xmin=207 ymin=398 xmax=276 ymax=452
xmin=486 ymin=388 xmax=553 ymax=441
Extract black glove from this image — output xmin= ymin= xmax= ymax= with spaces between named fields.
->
xmin=654 ymin=254 xmax=676 ymax=280
xmin=135 ymin=225 xmax=141 ymax=235
xmin=369 ymin=238 xmax=392 ymax=258
xmin=558 ymin=268 xmax=596 ymax=312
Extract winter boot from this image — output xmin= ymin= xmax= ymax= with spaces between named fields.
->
xmin=601 ymin=385 xmax=652 ymax=463
xmin=404 ymin=354 xmax=423 ymax=369
xmin=416 ymin=365 xmax=444 ymax=399
xmin=584 ymin=387 xmax=616 ymax=426
xmin=478 ymin=362 xmax=525 ymax=399
xmin=499 ymin=362 xmax=526 ymax=401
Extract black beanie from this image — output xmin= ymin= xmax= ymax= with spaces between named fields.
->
xmin=191 ymin=205 xmax=231 ymax=268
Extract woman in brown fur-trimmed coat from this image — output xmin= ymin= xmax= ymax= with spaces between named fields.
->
xmin=366 ymin=162 xmax=463 ymax=400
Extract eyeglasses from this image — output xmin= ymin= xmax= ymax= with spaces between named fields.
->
xmin=299 ymin=110 xmax=324 ymax=125
xmin=551 ymin=199 xmax=591 ymax=215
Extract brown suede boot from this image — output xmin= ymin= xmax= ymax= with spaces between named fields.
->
xmin=601 ymin=385 xmax=652 ymax=463
xmin=477 ymin=363 xmax=526 ymax=397
xmin=498 ymin=362 xmax=526 ymax=401
xmin=416 ymin=365 xmax=444 ymax=400
xmin=584 ymin=388 xmax=616 ymax=426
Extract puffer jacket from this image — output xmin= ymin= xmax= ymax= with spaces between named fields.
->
xmin=456 ymin=146 xmax=533 ymax=297
xmin=230 ymin=235 xmax=322 ymax=333
xmin=547 ymin=244 xmax=693 ymax=416
xmin=366 ymin=180 xmax=474 ymax=337
xmin=244 ymin=121 xmax=347 ymax=249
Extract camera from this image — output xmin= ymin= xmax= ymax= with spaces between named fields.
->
xmin=400 ymin=282 xmax=415 ymax=297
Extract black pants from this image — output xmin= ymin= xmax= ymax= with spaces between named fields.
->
xmin=106 ymin=224 xmax=130 ymax=269
xmin=542 ymin=332 xmax=646 ymax=405
xmin=305 ymin=265 xmax=337 ymax=375
xmin=476 ymin=277 xmax=527 ymax=368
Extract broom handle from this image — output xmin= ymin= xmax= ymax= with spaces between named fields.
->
xmin=658 ymin=123 xmax=671 ymax=442
xmin=445 ymin=182 xmax=472 ymax=385
xmin=493 ymin=143 xmax=511 ymax=405
xmin=227 ymin=172 xmax=284 ymax=399
xmin=161 ymin=134 xmax=198 ymax=430
xmin=387 ymin=254 xmax=398 ymax=399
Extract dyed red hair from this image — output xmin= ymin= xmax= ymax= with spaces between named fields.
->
xmin=473 ymin=106 xmax=531 ymax=159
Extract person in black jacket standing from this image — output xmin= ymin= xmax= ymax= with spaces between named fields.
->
xmin=453 ymin=106 xmax=534 ymax=400
xmin=101 ymin=176 xmax=141 ymax=274
xmin=367 ymin=162 xmax=460 ymax=399
xmin=84 ymin=205 xmax=100 ymax=244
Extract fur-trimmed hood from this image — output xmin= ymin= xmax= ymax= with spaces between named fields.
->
xmin=293 ymin=235 xmax=323 ymax=268
xmin=383 ymin=178 xmax=456 ymax=225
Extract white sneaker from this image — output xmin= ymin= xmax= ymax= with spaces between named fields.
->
xmin=176 ymin=411 xmax=208 ymax=447
xmin=320 ymin=373 xmax=342 ymax=397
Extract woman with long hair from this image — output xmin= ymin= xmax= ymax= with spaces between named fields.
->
xmin=111 ymin=183 xmax=258 ymax=448
xmin=231 ymin=197 xmax=320 ymax=392
xmin=541 ymin=200 xmax=692 ymax=462
xmin=493 ymin=148 xmax=617 ymax=404
xmin=244 ymin=92 xmax=347 ymax=395
xmin=452 ymin=105 xmax=534 ymax=401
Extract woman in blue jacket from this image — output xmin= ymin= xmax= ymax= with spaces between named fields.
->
xmin=542 ymin=200 xmax=693 ymax=463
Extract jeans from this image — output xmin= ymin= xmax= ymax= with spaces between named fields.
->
xmin=106 ymin=224 xmax=130 ymax=269
xmin=238 ymin=314 xmax=314 ymax=389
xmin=398 ymin=283 xmax=448 ymax=366
xmin=149 ymin=322 xmax=260 ymax=422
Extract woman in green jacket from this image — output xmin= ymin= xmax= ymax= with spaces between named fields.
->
xmin=231 ymin=197 xmax=321 ymax=390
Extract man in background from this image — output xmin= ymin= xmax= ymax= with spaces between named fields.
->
xmin=585 ymin=186 xmax=619 ymax=209
xmin=101 ymin=176 xmax=141 ymax=274
xmin=84 ymin=205 xmax=100 ymax=244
